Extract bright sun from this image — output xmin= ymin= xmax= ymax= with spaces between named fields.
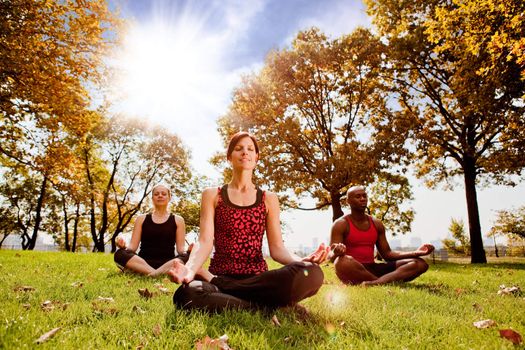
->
xmin=114 ymin=16 xmax=223 ymax=123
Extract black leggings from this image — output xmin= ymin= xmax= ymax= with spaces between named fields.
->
xmin=173 ymin=261 xmax=324 ymax=311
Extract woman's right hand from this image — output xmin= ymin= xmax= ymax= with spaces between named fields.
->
xmin=168 ymin=260 xmax=196 ymax=284
xmin=303 ymin=243 xmax=331 ymax=264
xmin=116 ymin=236 xmax=127 ymax=249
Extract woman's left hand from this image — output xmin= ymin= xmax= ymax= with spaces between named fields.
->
xmin=302 ymin=243 xmax=331 ymax=264
xmin=168 ymin=260 xmax=196 ymax=284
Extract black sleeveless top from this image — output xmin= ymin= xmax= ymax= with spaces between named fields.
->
xmin=138 ymin=214 xmax=177 ymax=261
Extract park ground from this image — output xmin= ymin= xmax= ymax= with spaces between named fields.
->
xmin=0 ymin=250 xmax=524 ymax=349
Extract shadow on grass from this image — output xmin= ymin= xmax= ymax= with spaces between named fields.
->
xmin=400 ymin=282 xmax=455 ymax=296
xmin=430 ymin=260 xmax=525 ymax=270
xmin=164 ymin=304 xmax=379 ymax=349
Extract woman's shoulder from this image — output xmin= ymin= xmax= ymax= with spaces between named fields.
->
xmin=201 ymin=187 xmax=221 ymax=203
xmin=202 ymin=186 xmax=221 ymax=196
xmin=262 ymin=190 xmax=279 ymax=206
xmin=135 ymin=213 xmax=148 ymax=224
xmin=173 ymin=213 xmax=185 ymax=224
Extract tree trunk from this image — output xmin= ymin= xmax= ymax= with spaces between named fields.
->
xmin=27 ymin=176 xmax=48 ymax=250
xmin=84 ymin=149 xmax=104 ymax=252
xmin=72 ymin=202 xmax=80 ymax=252
xmin=331 ymin=192 xmax=344 ymax=222
xmin=463 ymin=157 xmax=486 ymax=263
xmin=61 ymin=194 xmax=70 ymax=251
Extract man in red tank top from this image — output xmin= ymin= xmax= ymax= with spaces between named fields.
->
xmin=329 ymin=186 xmax=434 ymax=285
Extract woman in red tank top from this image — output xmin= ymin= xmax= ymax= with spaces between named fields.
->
xmin=169 ymin=132 xmax=330 ymax=311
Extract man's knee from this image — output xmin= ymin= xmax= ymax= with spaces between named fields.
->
xmin=415 ymin=258 xmax=429 ymax=274
xmin=334 ymin=255 xmax=359 ymax=283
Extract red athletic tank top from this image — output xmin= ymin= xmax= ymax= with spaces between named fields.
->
xmin=344 ymin=215 xmax=377 ymax=264
xmin=209 ymin=185 xmax=268 ymax=276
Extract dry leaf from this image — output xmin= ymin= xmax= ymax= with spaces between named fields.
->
xmin=22 ymin=303 xmax=31 ymax=310
xmin=96 ymin=296 xmax=114 ymax=303
xmin=455 ymin=288 xmax=464 ymax=295
xmin=14 ymin=285 xmax=35 ymax=292
xmin=41 ymin=300 xmax=55 ymax=312
xmin=132 ymin=305 xmax=146 ymax=314
xmin=152 ymin=324 xmax=161 ymax=337
xmin=35 ymin=327 xmax=60 ymax=344
xmin=340 ymin=321 xmax=346 ymax=327
xmin=271 ymin=315 xmax=281 ymax=327
xmin=138 ymin=288 xmax=154 ymax=299
xmin=284 ymin=337 xmax=292 ymax=343
xmin=154 ymin=283 xmax=170 ymax=294
xmin=97 ymin=268 xmax=108 ymax=271
xmin=15 ymin=253 xmax=21 ymax=257
xmin=473 ymin=319 xmax=496 ymax=329
xmin=497 ymin=285 xmax=521 ymax=296
xmin=71 ymin=281 xmax=84 ymax=288
xmin=195 ymin=334 xmax=231 ymax=350
xmin=499 ymin=329 xmax=523 ymax=344
xmin=472 ymin=303 xmax=483 ymax=312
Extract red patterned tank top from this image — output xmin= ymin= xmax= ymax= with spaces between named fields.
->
xmin=209 ymin=185 xmax=268 ymax=276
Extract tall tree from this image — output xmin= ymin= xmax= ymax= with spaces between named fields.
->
xmin=489 ymin=206 xmax=525 ymax=240
xmin=82 ymin=115 xmax=192 ymax=252
xmin=366 ymin=0 xmax=525 ymax=263
xmin=1 ymin=0 xmax=120 ymax=145
xmin=1 ymin=0 xmax=122 ymax=248
xmin=217 ymin=28 xmax=412 ymax=224
xmin=442 ymin=218 xmax=471 ymax=255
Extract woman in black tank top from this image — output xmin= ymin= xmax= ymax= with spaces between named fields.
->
xmin=113 ymin=184 xmax=189 ymax=276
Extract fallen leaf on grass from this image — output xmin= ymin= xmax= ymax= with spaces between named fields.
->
xmin=138 ymin=288 xmax=155 ymax=299
xmin=455 ymin=288 xmax=465 ymax=295
xmin=153 ymin=283 xmax=170 ymax=294
xmin=271 ymin=315 xmax=281 ymax=327
xmin=35 ymin=327 xmax=60 ymax=344
xmin=14 ymin=285 xmax=35 ymax=292
xmin=473 ymin=319 xmax=496 ymax=329
xmin=472 ymin=303 xmax=483 ymax=312
xmin=41 ymin=300 xmax=69 ymax=312
xmin=497 ymin=285 xmax=521 ymax=296
xmin=91 ymin=302 xmax=118 ymax=316
xmin=340 ymin=321 xmax=346 ymax=327
xmin=15 ymin=253 xmax=21 ymax=257
xmin=22 ymin=303 xmax=31 ymax=310
xmin=132 ymin=305 xmax=146 ymax=314
xmin=96 ymin=296 xmax=114 ymax=303
xmin=152 ymin=324 xmax=161 ymax=337
xmin=499 ymin=329 xmax=523 ymax=344
xmin=71 ymin=281 xmax=84 ymax=288
xmin=195 ymin=334 xmax=232 ymax=350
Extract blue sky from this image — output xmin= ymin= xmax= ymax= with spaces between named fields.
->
xmin=109 ymin=0 xmax=524 ymax=251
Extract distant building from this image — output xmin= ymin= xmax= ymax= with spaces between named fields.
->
xmin=410 ymin=237 xmax=422 ymax=248
xmin=390 ymin=239 xmax=401 ymax=249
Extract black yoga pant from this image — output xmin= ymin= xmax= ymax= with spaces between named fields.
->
xmin=114 ymin=248 xmax=189 ymax=270
xmin=173 ymin=261 xmax=324 ymax=311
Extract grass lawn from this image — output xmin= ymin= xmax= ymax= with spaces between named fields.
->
xmin=1 ymin=250 xmax=524 ymax=349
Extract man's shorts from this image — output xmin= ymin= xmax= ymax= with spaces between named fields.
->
xmin=362 ymin=261 xmax=397 ymax=277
